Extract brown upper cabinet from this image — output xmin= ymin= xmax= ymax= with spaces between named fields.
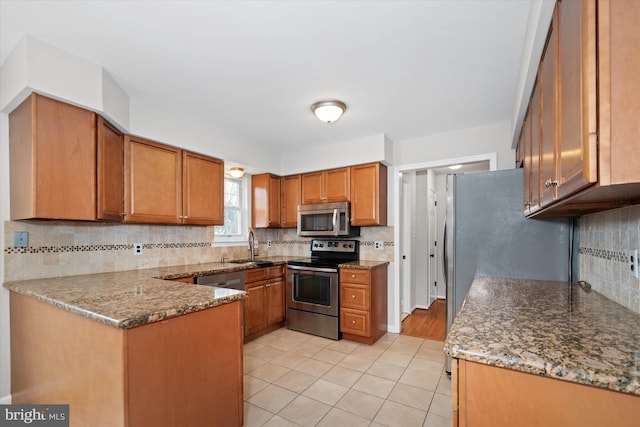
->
xmin=280 ymin=174 xmax=301 ymax=228
xmin=9 ymin=93 xmax=124 ymax=221
xmin=301 ymin=167 xmax=350 ymax=204
xmin=350 ymin=162 xmax=387 ymax=226
xmin=182 ymin=151 xmax=224 ymax=225
xmin=523 ymin=0 xmax=640 ymax=216
xmin=124 ymin=135 xmax=223 ymax=225
xmin=251 ymin=173 xmax=281 ymax=228
xmin=97 ymin=116 xmax=125 ymax=221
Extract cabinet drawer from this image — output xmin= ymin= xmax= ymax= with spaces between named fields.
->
xmin=267 ymin=265 xmax=285 ymax=279
xmin=245 ymin=268 xmax=267 ymax=283
xmin=340 ymin=269 xmax=370 ymax=285
xmin=340 ymin=284 xmax=369 ymax=311
xmin=340 ymin=309 xmax=370 ymax=337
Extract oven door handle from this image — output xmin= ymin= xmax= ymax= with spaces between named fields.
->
xmin=287 ymin=265 xmax=339 ymax=273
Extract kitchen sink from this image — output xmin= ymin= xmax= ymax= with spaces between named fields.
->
xmin=228 ymin=259 xmax=275 ymax=267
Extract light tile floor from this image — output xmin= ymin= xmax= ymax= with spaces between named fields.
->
xmin=243 ymin=328 xmax=451 ymax=427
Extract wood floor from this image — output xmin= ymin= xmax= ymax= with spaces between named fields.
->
xmin=401 ymin=299 xmax=446 ymax=341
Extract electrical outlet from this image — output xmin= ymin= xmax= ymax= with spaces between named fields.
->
xmin=629 ymin=249 xmax=639 ymax=278
xmin=374 ymin=241 xmax=384 ymax=250
xmin=267 ymin=240 xmax=272 ymax=248
xmin=133 ymin=243 xmax=143 ymax=255
xmin=14 ymin=231 xmax=29 ymax=248
xmin=254 ymin=240 xmax=259 ymax=248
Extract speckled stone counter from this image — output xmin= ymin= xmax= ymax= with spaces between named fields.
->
xmin=444 ymin=276 xmax=640 ymax=396
xmin=339 ymin=260 xmax=390 ymax=270
xmin=3 ymin=258 xmax=291 ymax=329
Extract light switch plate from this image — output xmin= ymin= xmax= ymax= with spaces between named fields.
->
xmin=14 ymin=231 xmax=28 ymax=248
xmin=629 ymin=249 xmax=639 ymax=278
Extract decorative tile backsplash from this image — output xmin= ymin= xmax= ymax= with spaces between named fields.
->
xmin=579 ymin=204 xmax=640 ymax=314
xmin=3 ymin=220 xmax=394 ymax=282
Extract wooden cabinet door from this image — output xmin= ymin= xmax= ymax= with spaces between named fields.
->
xmin=124 ymin=136 xmax=182 ymax=224
xmin=350 ymin=163 xmax=387 ymax=226
xmin=97 ymin=116 xmax=124 ymax=221
xmin=281 ymin=175 xmax=301 ymax=228
xmin=182 ymin=151 xmax=224 ymax=225
xmin=244 ymin=282 xmax=267 ymax=336
xmin=252 ymin=173 xmax=280 ymax=228
xmin=529 ymin=80 xmax=542 ymax=214
xmin=556 ymin=0 xmax=597 ymax=199
xmin=522 ymin=110 xmax=532 ymax=215
xmin=10 ymin=93 xmax=97 ymax=220
xmin=325 ymin=167 xmax=350 ymax=202
xmin=301 ymin=171 xmax=325 ymax=204
xmin=539 ymin=10 xmax=558 ymax=208
xmin=266 ymin=280 xmax=285 ymax=326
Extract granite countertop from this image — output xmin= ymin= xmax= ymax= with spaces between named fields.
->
xmin=3 ymin=258 xmax=292 ymax=330
xmin=339 ymin=260 xmax=390 ymax=270
xmin=444 ymin=276 xmax=640 ymax=396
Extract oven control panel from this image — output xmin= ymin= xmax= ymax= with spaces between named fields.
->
xmin=311 ymin=239 xmax=358 ymax=253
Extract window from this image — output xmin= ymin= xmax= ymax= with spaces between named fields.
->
xmin=214 ymin=176 xmax=249 ymax=243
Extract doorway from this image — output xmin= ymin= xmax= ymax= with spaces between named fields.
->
xmin=395 ymin=155 xmax=493 ymax=340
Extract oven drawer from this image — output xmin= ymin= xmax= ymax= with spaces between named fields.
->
xmin=340 ymin=269 xmax=370 ymax=285
xmin=340 ymin=284 xmax=369 ymax=311
xmin=340 ymin=309 xmax=370 ymax=337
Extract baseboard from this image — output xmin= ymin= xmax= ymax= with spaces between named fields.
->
xmin=413 ymin=305 xmax=430 ymax=311
xmin=0 ymin=394 xmax=12 ymax=404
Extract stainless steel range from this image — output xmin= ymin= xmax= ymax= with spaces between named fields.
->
xmin=286 ymin=239 xmax=359 ymax=340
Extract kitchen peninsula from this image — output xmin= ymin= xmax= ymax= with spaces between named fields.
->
xmin=4 ymin=260 xmax=283 ymax=427
xmin=444 ymin=276 xmax=640 ymax=427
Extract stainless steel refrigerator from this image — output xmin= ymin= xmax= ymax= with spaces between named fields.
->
xmin=444 ymin=169 xmax=572 ymax=373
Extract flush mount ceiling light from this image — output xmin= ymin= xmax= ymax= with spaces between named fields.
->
xmin=311 ymin=100 xmax=347 ymax=124
xmin=228 ymin=167 xmax=245 ymax=179
xmin=449 ymin=164 xmax=463 ymax=170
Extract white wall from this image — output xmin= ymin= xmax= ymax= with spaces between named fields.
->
xmin=0 ymin=112 xmax=10 ymax=403
xmin=280 ymin=134 xmax=392 ymax=176
xmin=435 ymin=174 xmax=448 ymax=299
xmin=128 ymin=97 xmax=281 ymax=174
xmin=414 ymin=170 xmax=430 ymax=309
xmin=394 ymin=120 xmax=514 ymax=171
xmin=510 ymin=0 xmax=556 ymax=147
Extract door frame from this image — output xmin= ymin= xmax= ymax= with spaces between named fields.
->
xmin=391 ymin=153 xmax=496 ymax=333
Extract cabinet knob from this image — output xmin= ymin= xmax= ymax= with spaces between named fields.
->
xmin=352 ymin=320 xmax=356 ymax=325
xmin=351 ymin=294 xmax=356 ymax=299
xmin=351 ymin=274 xmax=356 ymax=279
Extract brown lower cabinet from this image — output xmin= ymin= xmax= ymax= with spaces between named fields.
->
xmin=339 ymin=265 xmax=388 ymax=345
xmin=10 ymin=292 xmax=243 ymax=427
xmin=244 ymin=265 xmax=286 ymax=341
xmin=451 ymin=358 xmax=640 ymax=427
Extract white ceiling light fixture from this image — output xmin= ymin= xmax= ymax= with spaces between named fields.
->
xmin=311 ymin=100 xmax=347 ymax=124
xmin=228 ymin=167 xmax=245 ymax=178
xmin=449 ymin=164 xmax=463 ymax=170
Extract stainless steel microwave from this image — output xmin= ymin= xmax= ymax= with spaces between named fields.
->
xmin=297 ymin=202 xmax=360 ymax=237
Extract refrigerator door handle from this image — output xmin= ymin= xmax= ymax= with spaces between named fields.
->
xmin=443 ymin=222 xmax=448 ymax=287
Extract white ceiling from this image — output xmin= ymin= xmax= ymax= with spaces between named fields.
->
xmin=0 ymin=0 xmax=531 ymax=152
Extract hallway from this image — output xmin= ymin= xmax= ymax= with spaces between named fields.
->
xmin=400 ymin=300 xmax=446 ymax=341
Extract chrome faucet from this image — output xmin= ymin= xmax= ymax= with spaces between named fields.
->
xmin=248 ymin=230 xmax=255 ymax=261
